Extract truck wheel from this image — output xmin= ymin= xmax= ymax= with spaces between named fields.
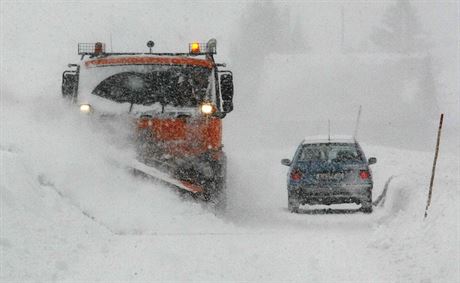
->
xmin=206 ymin=177 xmax=227 ymax=211
xmin=210 ymin=157 xmax=227 ymax=211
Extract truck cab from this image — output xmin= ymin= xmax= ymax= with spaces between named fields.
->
xmin=62 ymin=40 xmax=234 ymax=201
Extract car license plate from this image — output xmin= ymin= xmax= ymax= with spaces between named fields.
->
xmin=316 ymin=172 xmax=344 ymax=180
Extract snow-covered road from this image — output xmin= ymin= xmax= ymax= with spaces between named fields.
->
xmin=1 ymin=96 xmax=458 ymax=281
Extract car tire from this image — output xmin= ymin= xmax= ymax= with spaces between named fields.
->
xmin=361 ymin=191 xmax=373 ymax=213
xmin=288 ymin=204 xmax=299 ymax=213
xmin=361 ymin=201 xmax=373 ymax=213
xmin=288 ymin=191 xmax=300 ymax=213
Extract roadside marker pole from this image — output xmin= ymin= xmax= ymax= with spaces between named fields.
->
xmin=424 ymin=113 xmax=444 ymax=219
xmin=353 ymin=105 xmax=362 ymax=140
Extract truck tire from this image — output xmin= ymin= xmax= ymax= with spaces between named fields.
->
xmin=208 ymin=177 xmax=227 ymax=211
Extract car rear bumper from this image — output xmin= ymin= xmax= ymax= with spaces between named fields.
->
xmin=288 ymin=185 xmax=372 ymax=205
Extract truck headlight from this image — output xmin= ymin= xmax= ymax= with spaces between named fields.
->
xmin=79 ymin=104 xmax=92 ymax=113
xmin=200 ymin=103 xmax=214 ymax=115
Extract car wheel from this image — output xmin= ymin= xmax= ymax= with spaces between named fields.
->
xmin=288 ymin=203 xmax=299 ymax=213
xmin=288 ymin=191 xmax=300 ymax=213
xmin=361 ymin=201 xmax=373 ymax=213
xmin=361 ymin=192 xmax=373 ymax=213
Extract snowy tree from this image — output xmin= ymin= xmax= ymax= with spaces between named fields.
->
xmin=416 ymin=54 xmax=439 ymax=120
xmin=234 ymin=2 xmax=308 ymax=56
xmin=286 ymin=14 xmax=310 ymax=54
xmin=231 ymin=1 xmax=309 ymax=110
xmin=371 ymin=0 xmax=429 ymax=54
xmin=235 ymin=1 xmax=283 ymax=57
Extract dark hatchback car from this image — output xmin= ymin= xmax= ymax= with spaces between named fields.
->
xmin=281 ymin=137 xmax=376 ymax=213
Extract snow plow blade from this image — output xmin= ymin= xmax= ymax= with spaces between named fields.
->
xmin=128 ymin=159 xmax=204 ymax=194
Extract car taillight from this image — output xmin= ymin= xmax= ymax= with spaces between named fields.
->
xmin=359 ymin=170 xmax=370 ymax=180
xmin=291 ymin=170 xmax=302 ymax=181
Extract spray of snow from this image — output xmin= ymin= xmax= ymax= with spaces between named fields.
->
xmin=1 ymin=1 xmax=459 ymax=281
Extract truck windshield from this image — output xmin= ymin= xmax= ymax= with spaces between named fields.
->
xmin=298 ymin=143 xmax=364 ymax=164
xmin=92 ymin=66 xmax=211 ymax=107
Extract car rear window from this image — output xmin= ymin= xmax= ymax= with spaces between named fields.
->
xmin=297 ymin=143 xmax=364 ymax=164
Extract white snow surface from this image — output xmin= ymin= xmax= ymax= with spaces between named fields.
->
xmin=1 ymin=93 xmax=459 ymax=282
xmin=2 ymin=1 xmax=459 ymax=282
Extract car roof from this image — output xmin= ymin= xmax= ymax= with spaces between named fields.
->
xmin=301 ymin=135 xmax=357 ymax=145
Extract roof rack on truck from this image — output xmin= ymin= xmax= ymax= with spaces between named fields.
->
xmin=77 ymin=39 xmax=217 ymax=60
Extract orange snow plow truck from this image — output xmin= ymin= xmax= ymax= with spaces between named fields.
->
xmin=62 ymin=40 xmax=234 ymax=204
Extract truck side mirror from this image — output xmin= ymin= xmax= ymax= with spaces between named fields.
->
xmin=220 ymin=74 xmax=234 ymax=113
xmin=62 ymin=71 xmax=78 ymax=99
